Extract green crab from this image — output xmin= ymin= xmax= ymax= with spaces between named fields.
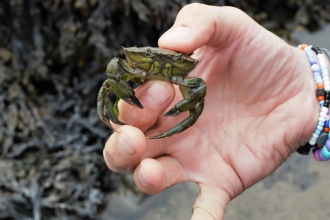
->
xmin=97 ymin=47 xmax=206 ymax=139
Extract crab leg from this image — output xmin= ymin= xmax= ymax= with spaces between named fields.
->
xmin=147 ymin=77 xmax=206 ymax=139
xmin=97 ymin=79 xmax=126 ymax=131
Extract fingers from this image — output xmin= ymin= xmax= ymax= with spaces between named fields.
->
xmin=131 ymin=158 xmax=231 ymax=220
xmin=158 ymin=3 xmax=256 ymax=53
xmin=104 ymin=80 xmax=176 ymax=173
xmin=118 ymin=80 xmax=175 ymax=132
xmin=105 ymin=132 xmax=188 ymax=193
xmin=191 ymin=184 xmax=230 ymax=220
xmin=103 ymin=125 xmax=146 ymax=173
xmin=133 ymin=156 xmax=187 ymax=194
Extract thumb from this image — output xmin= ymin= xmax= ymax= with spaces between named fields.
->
xmin=158 ymin=3 xmax=256 ymax=54
xmin=191 ymin=184 xmax=230 ymax=220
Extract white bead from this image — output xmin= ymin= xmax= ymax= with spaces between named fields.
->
xmin=321 ymin=107 xmax=328 ymax=112
xmin=310 ymin=135 xmax=317 ymax=141
xmin=305 ymin=46 xmax=312 ymax=51
xmin=310 ymin=136 xmax=317 ymax=141
xmin=325 ymin=81 xmax=330 ymax=86
xmin=325 ymin=86 xmax=330 ymax=91
xmin=322 ymin=70 xmax=329 ymax=76
xmin=320 ymin=112 xmax=327 ymax=118
xmin=315 ymin=76 xmax=322 ymax=81
xmin=319 ymin=116 xmax=326 ymax=122
xmin=309 ymin=139 xmax=316 ymax=145
xmin=309 ymin=137 xmax=317 ymax=141
xmin=323 ymin=76 xmax=329 ymax=81
xmin=321 ymin=66 xmax=328 ymax=71
xmin=306 ymin=51 xmax=315 ymax=57
xmin=311 ymin=64 xmax=320 ymax=71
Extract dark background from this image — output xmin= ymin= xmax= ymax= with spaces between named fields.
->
xmin=0 ymin=0 xmax=329 ymax=219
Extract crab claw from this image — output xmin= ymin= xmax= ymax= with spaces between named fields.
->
xmin=122 ymin=96 xmax=144 ymax=109
xmin=164 ymin=108 xmax=180 ymax=117
xmin=108 ymin=78 xmax=144 ymax=109
xmin=148 ymin=101 xmax=204 ymax=139
xmin=97 ymin=80 xmax=126 ymax=131
xmin=147 ymin=77 xmax=206 ymax=139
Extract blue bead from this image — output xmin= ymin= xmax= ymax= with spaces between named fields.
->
xmin=310 ymin=61 xmax=317 ymax=65
xmin=318 ymin=149 xmax=330 ymax=161
xmin=322 ymin=146 xmax=330 ymax=159
xmin=314 ymin=129 xmax=321 ymax=135
xmin=325 ymin=121 xmax=329 ymax=128
xmin=318 ymin=121 xmax=325 ymax=126
xmin=317 ymin=125 xmax=324 ymax=131
xmin=326 ymin=139 xmax=330 ymax=151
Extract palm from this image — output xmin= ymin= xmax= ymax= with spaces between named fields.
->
xmin=144 ymin=23 xmax=315 ymax=197
xmin=104 ymin=4 xmax=317 ymax=219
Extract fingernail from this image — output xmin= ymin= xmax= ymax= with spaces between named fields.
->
xmin=144 ymin=82 xmax=170 ymax=107
xmin=160 ymin=26 xmax=191 ymax=41
xmin=118 ymin=132 xmax=135 ymax=155
xmin=138 ymin=167 xmax=152 ymax=187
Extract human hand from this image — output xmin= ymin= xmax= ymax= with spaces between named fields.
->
xmin=103 ymin=3 xmax=318 ymax=220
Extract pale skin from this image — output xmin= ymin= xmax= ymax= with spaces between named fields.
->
xmin=103 ymin=3 xmax=320 ymax=220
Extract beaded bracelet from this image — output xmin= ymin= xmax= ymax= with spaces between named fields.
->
xmin=296 ymin=44 xmax=330 ymax=161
